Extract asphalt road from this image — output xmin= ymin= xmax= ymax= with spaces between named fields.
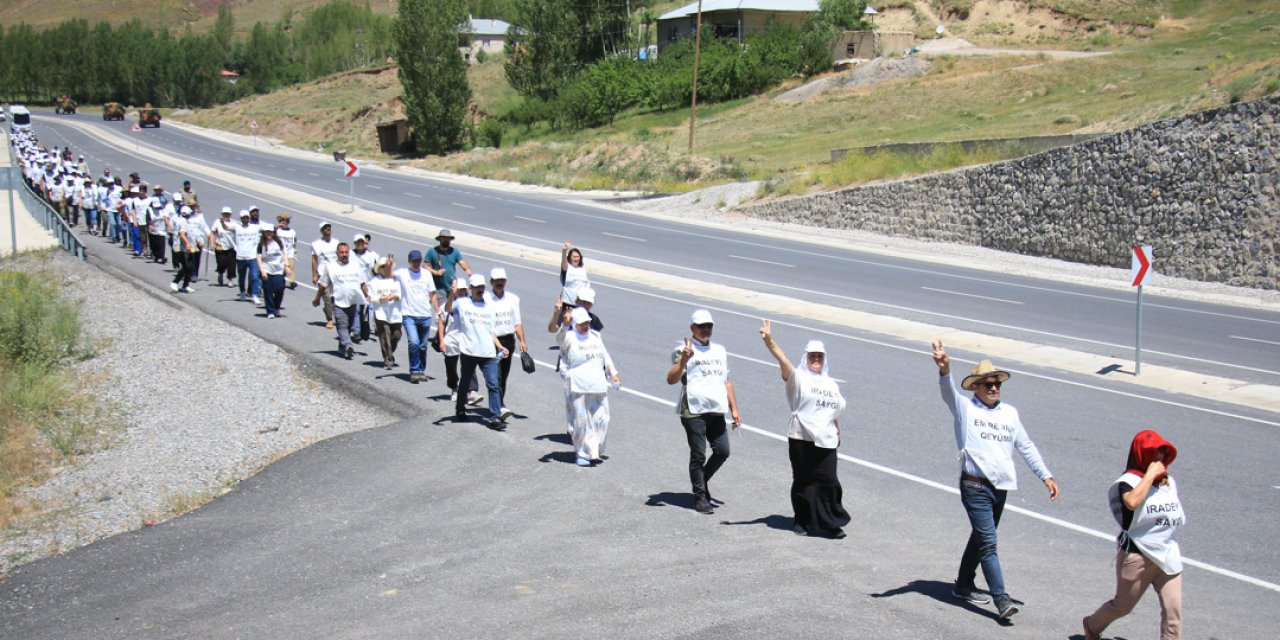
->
xmin=2 ymin=112 xmax=1278 ymax=639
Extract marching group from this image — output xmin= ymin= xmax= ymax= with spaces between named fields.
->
xmin=11 ymin=129 xmax=1187 ymax=638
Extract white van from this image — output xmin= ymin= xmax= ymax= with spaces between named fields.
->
xmin=9 ymin=105 xmax=32 ymax=131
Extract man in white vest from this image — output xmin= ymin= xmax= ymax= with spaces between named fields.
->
xmin=931 ymin=340 xmax=1060 ymax=621
xmin=666 ymin=309 xmax=741 ymax=515
xmin=445 ymin=274 xmax=508 ymax=427
xmin=313 ymin=242 xmax=368 ymax=360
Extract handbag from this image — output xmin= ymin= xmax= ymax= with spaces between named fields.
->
xmin=520 ymin=350 xmax=536 ymax=373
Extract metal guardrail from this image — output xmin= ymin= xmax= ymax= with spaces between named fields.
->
xmin=6 ymin=138 xmax=86 ymax=260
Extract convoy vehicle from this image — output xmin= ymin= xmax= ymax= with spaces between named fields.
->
xmin=138 ymin=104 xmax=162 ymax=128
xmin=9 ymin=105 xmax=32 ymax=130
xmin=103 ymin=102 xmax=126 ymax=120
xmin=54 ymin=95 xmax=78 ymax=114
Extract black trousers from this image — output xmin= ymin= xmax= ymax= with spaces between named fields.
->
xmin=171 ymin=250 xmax=199 ymax=288
xmin=148 ymin=233 xmax=167 ymax=262
xmin=681 ymin=414 xmax=731 ymax=500
xmin=215 ymin=249 xmax=236 ymax=279
xmin=788 ymin=438 xmax=851 ymax=535
xmin=496 ymin=333 xmax=516 ymax=405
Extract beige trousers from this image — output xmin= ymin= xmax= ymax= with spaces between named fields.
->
xmin=1085 ymin=549 xmax=1182 ymax=640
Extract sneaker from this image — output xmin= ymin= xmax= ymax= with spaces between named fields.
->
xmin=694 ymin=498 xmax=714 ymax=514
xmin=994 ymin=594 xmax=1019 ymax=620
xmin=267 ymin=313 xmax=276 ymax=319
xmin=575 ymin=457 xmax=591 ymax=467
xmin=345 ymin=346 xmax=354 ymax=360
xmin=792 ymin=524 xmax=810 ymax=536
xmin=1082 ymin=617 xmax=1100 ymax=640
xmin=466 ymin=391 xmax=483 ymax=406
xmin=409 ymin=372 xmax=422 ymax=383
xmin=181 ymin=286 xmax=194 ymax=293
xmin=238 ymin=292 xmax=247 ymax=301
xmin=828 ymin=528 xmax=847 ymax=539
xmin=169 ymin=282 xmax=179 ymax=292
xmin=252 ymin=296 xmax=263 ymax=306
xmin=288 ymin=282 xmax=297 ymax=290
xmin=499 ymin=406 xmax=513 ymax=420
xmin=952 ymin=583 xmax=991 ymax=605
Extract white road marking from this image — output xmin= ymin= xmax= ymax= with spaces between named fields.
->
xmin=921 ymin=286 xmax=1024 ymax=305
xmin=308 ymin=172 xmax=320 ymax=177
xmin=1232 ymin=335 xmax=1280 ymax=347
xmin=367 ymin=184 xmax=382 ymax=190
xmin=730 ymin=254 xmax=794 ymax=268
xmin=451 ymin=202 xmax=475 ymax=209
xmin=514 ymin=215 xmax=545 ymax=224
xmin=525 ymin=355 xmax=1280 ymax=594
xmin=404 ymin=192 xmax=421 ymax=197
xmin=602 ymin=232 xmax=647 ymax=242
xmin=267 ymin=164 xmax=276 ymax=168
xmin=286 ymin=168 xmax=296 ymax=172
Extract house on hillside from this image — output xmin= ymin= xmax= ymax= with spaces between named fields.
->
xmin=460 ymin=17 xmax=513 ymax=63
xmin=656 ymin=0 xmax=818 ymax=53
xmin=220 ymin=69 xmax=240 ymax=84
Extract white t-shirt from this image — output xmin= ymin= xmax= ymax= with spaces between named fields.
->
xmin=1109 ymin=473 xmax=1186 ymax=575
xmin=785 ymin=371 xmax=845 ymax=449
xmin=394 ymin=267 xmax=436 ymax=318
xmin=675 ymin=342 xmax=730 ymax=415
xmin=937 ymin=374 xmax=1053 ymax=490
xmin=321 ymin=259 xmax=367 ymax=307
xmin=213 ymin=218 xmax=235 ymax=250
xmin=561 ymin=264 xmax=589 ymax=304
xmin=367 ymin=276 xmax=403 ymax=323
xmin=485 ymin=290 xmax=522 ymax=336
xmin=449 ymin=296 xmax=497 ymax=358
xmin=311 ymin=238 xmax=339 ymax=270
xmin=183 ymin=215 xmax=210 ymax=249
xmin=557 ymin=326 xmax=615 ymax=394
xmin=233 ymin=222 xmax=261 ymax=259
xmin=151 ymin=201 xmax=172 ymax=236
xmin=259 ymin=240 xmax=287 ymax=276
xmin=276 ymin=227 xmax=298 ymax=259
xmin=352 ymin=249 xmax=379 ymax=279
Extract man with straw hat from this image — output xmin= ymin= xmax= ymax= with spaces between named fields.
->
xmin=931 ymin=340 xmax=1061 ymax=622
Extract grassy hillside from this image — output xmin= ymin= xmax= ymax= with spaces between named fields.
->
xmin=22 ymin=1 xmax=1280 ymax=196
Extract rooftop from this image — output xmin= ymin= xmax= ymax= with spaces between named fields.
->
xmin=659 ymin=0 xmax=819 ymax=20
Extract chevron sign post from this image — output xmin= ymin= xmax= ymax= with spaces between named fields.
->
xmin=1131 ymin=246 xmax=1154 ymax=375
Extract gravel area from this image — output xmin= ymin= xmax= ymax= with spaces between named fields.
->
xmin=0 ymin=252 xmax=397 ymax=575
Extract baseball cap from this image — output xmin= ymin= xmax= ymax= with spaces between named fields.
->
xmin=571 ymin=307 xmax=591 ymax=325
xmin=179 ymin=205 xmax=193 ymax=214
xmin=220 ymin=205 xmax=232 ymax=214
xmin=575 ymin=288 xmax=596 ymax=304
xmin=260 ymin=223 xmax=275 ymax=232
xmin=239 ymin=209 xmax=251 ymax=218
xmin=453 ymin=277 xmax=469 ymax=290
xmin=319 ymin=220 xmax=331 ymax=230
xmin=468 ymin=274 xmax=486 ymax=288
xmin=691 ymin=309 xmax=714 ymax=325
xmin=173 ymin=193 xmax=184 ymax=202
xmin=353 ymin=234 xmax=366 ymax=244
xmin=249 ymin=205 xmax=259 ymax=211
xmin=407 ymin=249 xmax=423 ymax=261
xmin=490 ymin=267 xmax=507 ymax=280
xmin=804 ymin=340 xmax=826 ymax=354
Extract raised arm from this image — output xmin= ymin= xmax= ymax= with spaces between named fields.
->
xmin=666 ymin=336 xmax=693 ymax=385
xmin=560 ymin=241 xmax=572 ymax=271
xmin=759 ymin=320 xmax=793 ymax=381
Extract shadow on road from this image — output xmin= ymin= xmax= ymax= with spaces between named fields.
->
xmin=869 ymin=579 xmax=1008 ymax=624
xmin=533 ymin=433 xmax=572 ymax=445
xmin=718 ymin=514 xmax=793 ymax=533
xmin=644 ymin=491 xmax=699 ymax=511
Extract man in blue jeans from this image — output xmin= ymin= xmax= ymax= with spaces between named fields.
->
xmin=394 ymin=249 xmax=441 ymax=383
xmin=931 ymin=341 xmax=1060 ymax=621
xmin=445 ymin=274 xmax=508 ymax=428
xmin=232 ymin=210 xmax=263 ymax=304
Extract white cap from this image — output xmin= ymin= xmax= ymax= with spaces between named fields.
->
xmin=260 ymin=223 xmax=275 ymax=232
xmin=691 ymin=309 xmax=714 ymax=325
xmin=220 ymin=205 xmax=232 ymax=214
xmin=319 ymin=220 xmax=331 ymax=230
xmin=239 ymin=209 xmax=251 ymax=218
xmin=576 ymin=287 xmax=596 ymax=304
xmin=570 ymin=307 xmax=591 ymax=325
xmin=489 ymin=267 xmax=507 ymax=280
xmin=353 ymin=234 xmax=366 ymax=244
xmin=453 ymin=277 xmax=469 ymax=290
xmin=173 ymin=193 xmax=184 ymax=202
xmin=179 ymin=205 xmax=193 ymax=214
xmin=804 ymin=339 xmax=826 ymax=354
xmin=468 ymin=273 xmax=486 ymax=287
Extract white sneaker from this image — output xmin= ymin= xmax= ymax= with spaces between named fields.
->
xmin=252 ymin=296 xmax=263 ymax=306
xmin=467 ymin=391 xmax=483 ymax=406
xmin=266 ymin=313 xmax=276 ymax=319
xmin=169 ymin=282 xmax=179 ymax=292
xmin=181 ymin=286 xmax=194 ymax=293
xmin=499 ymin=406 xmax=513 ymax=420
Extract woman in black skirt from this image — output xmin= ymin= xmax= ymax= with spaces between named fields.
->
xmin=760 ymin=320 xmax=851 ymax=539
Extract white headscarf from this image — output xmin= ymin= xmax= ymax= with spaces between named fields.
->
xmin=795 ymin=339 xmax=829 ymax=379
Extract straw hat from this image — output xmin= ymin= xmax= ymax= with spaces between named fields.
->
xmin=960 ymin=359 xmax=1011 ymax=391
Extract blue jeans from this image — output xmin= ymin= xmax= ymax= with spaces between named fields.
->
xmin=84 ymin=208 xmax=98 ymax=230
xmin=262 ymin=273 xmax=285 ymax=316
xmin=958 ymin=478 xmax=1008 ymax=597
xmin=130 ymin=224 xmax=144 ymax=254
xmin=457 ymin=354 xmax=501 ymax=420
xmin=402 ymin=315 xmax=434 ymax=374
xmin=236 ymin=259 xmax=262 ymax=296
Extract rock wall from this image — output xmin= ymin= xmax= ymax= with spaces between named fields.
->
xmin=745 ymin=97 xmax=1279 ymax=289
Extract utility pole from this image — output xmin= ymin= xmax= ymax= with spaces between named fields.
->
xmin=687 ymin=0 xmax=704 ymax=154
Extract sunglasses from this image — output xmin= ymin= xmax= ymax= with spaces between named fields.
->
xmin=693 ymin=323 xmax=713 ymax=330
xmin=976 ymin=381 xmax=1003 ymax=390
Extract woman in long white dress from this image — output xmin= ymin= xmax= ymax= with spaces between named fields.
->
xmin=557 ymin=306 xmax=619 ymax=467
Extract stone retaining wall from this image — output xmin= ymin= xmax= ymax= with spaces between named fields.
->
xmin=746 ymin=96 xmax=1279 ymax=289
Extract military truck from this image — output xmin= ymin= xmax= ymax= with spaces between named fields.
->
xmin=54 ymin=95 xmax=77 ymax=115
xmin=138 ymin=104 xmax=162 ymax=128
xmin=102 ymin=102 xmax=126 ymax=121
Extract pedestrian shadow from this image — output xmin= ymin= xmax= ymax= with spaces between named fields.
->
xmin=533 ymin=433 xmax=572 ymax=446
xmin=869 ymin=579 xmax=1007 ymax=624
xmin=719 ymin=514 xmax=792 ymax=532
xmin=307 ymin=321 xmax=329 ymax=328
xmin=644 ymin=492 xmax=697 ymax=511
xmin=538 ymin=451 xmax=579 ymax=465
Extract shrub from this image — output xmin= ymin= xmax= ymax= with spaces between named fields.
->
xmin=478 ymin=118 xmax=505 ymax=148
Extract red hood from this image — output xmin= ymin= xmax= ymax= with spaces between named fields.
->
xmin=1125 ymin=429 xmax=1177 ymax=483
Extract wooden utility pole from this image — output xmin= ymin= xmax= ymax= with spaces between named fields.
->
xmin=687 ymin=0 xmax=703 ymax=154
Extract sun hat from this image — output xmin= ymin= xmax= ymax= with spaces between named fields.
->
xmin=490 ymin=267 xmax=507 ymax=280
xmin=436 ymin=228 xmax=454 ymax=240
xmin=961 ymin=359 xmax=1012 ymax=391
xmin=373 ymin=256 xmax=391 ymax=271
xmin=468 ymin=273 xmax=486 ymax=287
xmin=571 ymin=307 xmax=591 ymax=325
xmin=575 ymin=287 xmax=595 ymax=304
xmin=277 ymin=212 xmax=291 ymax=221
xmin=691 ymin=309 xmax=714 ymax=325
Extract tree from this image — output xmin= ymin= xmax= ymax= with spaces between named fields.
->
xmin=504 ymin=0 xmax=629 ymax=100
xmin=213 ymin=5 xmax=236 ymax=58
xmin=395 ymin=0 xmax=472 ymax=155
xmin=817 ymin=0 xmax=870 ymax=31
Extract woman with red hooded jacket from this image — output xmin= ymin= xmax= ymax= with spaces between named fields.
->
xmin=1083 ymin=430 xmax=1186 ymax=640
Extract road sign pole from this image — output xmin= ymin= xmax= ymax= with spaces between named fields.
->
xmin=349 ymin=177 xmax=355 ymax=213
xmin=1135 ymin=284 xmax=1144 ymax=376
xmin=7 ymin=165 xmax=17 ymax=260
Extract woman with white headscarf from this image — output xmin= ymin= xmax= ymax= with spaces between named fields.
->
xmin=557 ymin=306 xmax=620 ymax=467
xmin=760 ymin=320 xmax=851 ymax=539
